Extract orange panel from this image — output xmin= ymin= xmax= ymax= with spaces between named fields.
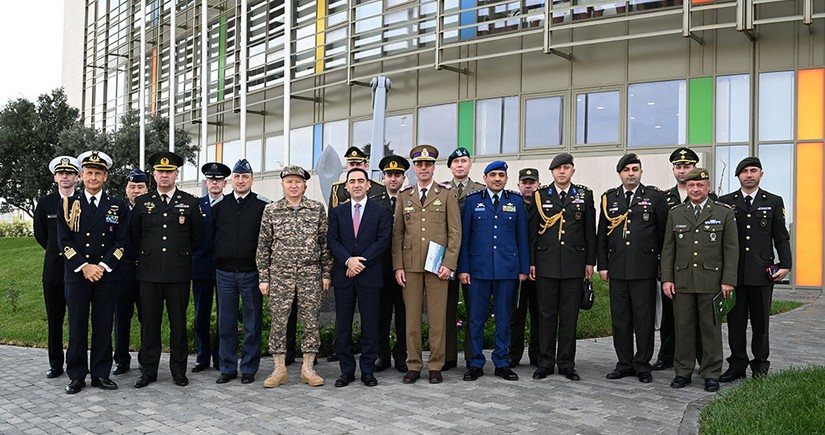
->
xmin=692 ymin=0 xmax=714 ymax=4
xmin=215 ymin=143 xmax=223 ymax=163
xmin=795 ymin=142 xmax=824 ymax=287
xmin=150 ymin=48 xmax=158 ymax=117
xmin=798 ymin=69 xmax=825 ymax=140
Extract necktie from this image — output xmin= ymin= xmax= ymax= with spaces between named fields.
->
xmin=237 ymin=196 xmax=244 ymax=206
xmin=457 ymin=182 xmax=464 ymax=199
xmin=559 ymin=191 xmax=566 ymax=203
xmin=353 ymin=203 xmax=361 ymax=237
xmin=625 ymin=191 xmax=633 ymax=207
xmin=89 ymin=196 xmax=97 ymax=211
xmin=420 ymin=187 xmax=428 ymax=204
xmin=390 ymin=196 xmax=397 ymax=212
xmin=694 ymin=204 xmax=702 ymax=218
xmin=745 ymin=195 xmax=752 ymax=211
xmin=493 ymin=193 xmax=500 ymax=211
xmin=162 ymin=194 xmax=169 ymax=204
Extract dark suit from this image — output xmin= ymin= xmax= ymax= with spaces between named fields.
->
xmin=510 ymin=200 xmax=539 ymax=366
xmin=131 ymin=189 xmax=204 ymax=378
xmin=57 ymin=192 xmax=129 ymax=380
xmin=529 ymin=183 xmax=596 ymax=371
xmin=719 ymin=189 xmax=791 ymax=375
xmin=33 ymin=191 xmax=68 ymax=371
xmin=113 ymin=203 xmax=143 ymax=369
xmin=597 ymin=185 xmax=668 ymax=374
xmin=328 ymin=199 xmax=392 ymax=376
xmin=378 ymin=193 xmax=407 ymax=367
xmin=191 ymin=195 xmax=221 ymax=368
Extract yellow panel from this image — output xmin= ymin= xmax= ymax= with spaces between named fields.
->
xmin=798 ymin=68 xmax=825 ymax=140
xmin=795 ymin=142 xmax=824 ymax=287
xmin=315 ymin=0 xmax=326 ymax=73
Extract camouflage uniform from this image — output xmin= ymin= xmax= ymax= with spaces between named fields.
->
xmin=256 ymin=196 xmax=332 ymax=354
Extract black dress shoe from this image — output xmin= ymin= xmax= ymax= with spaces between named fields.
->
xmin=508 ymin=360 xmax=519 ymax=369
xmin=402 ymin=370 xmax=420 ymax=384
xmin=91 ymin=377 xmax=118 ymax=390
xmin=191 ymin=362 xmax=210 ymax=373
xmin=361 ymin=373 xmax=378 ymax=387
xmin=241 ymin=374 xmax=255 ymax=384
xmin=652 ymin=360 xmax=673 ymax=371
xmin=560 ymin=368 xmax=580 ymax=381
xmin=428 ymin=370 xmax=443 ymax=384
xmin=463 ymin=367 xmax=484 ymax=381
xmin=335 ymin=373 xmax=355 ymax=387
xmin=606 ymin=368 xmax=635 ymax=380
xmin=216 ymin=373 xmax=237 ymax=384
xmin=442 ymin=361 xmax=457 ymax=371
xmin=327 ymin=352 xmax=339 ymax=362
xmin=134 ymin=374 xmax=157 ymax=388
xmin=670 ymin=375 xmax=691 ymax=388
xmin=638 ymin=372 xmax=653 ymax=383
xmin=374 ymin=359 xmax=390 ymax=373
xmin=173 ymin=374 xmax=189 ymax=386
xmin=494 ymin=367 xmax=519 ymax=381
xmin=112 ymin=364 xmax=130 ymax=375
xmin=719 ymin=368 xmax=747 ymax=383
xmin=532 ymin=367 xmax=553 ymax=379
xmin=395 ymin=362 xmax=408 ymax=373
xmin=704 ymin=378 xmax=720 ymax=392
xmin=65 ymin=379 xmax=85 ymax=394
xmin=46 ymin=367 xmax=64 ymax=379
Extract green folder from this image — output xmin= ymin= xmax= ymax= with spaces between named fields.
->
xmin=714 ymin=290 xmax=737 ymax=325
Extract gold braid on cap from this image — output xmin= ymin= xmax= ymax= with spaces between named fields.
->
xmin=534 ymin=190 xmax=564 ymax=240
xmin=601 ymin=194 xmax=628 ymax=238
xmin=63 ymin=197 xmax=82 ymax=233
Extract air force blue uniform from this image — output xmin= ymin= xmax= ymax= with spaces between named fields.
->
xmin=458 ymin=189 xmax=530 ymax=369
xmin=191 ymin=194 xmax=221 ymax=368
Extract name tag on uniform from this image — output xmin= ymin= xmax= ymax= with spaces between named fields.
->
xmin=404 ymin=207 xmax=414 ymax=212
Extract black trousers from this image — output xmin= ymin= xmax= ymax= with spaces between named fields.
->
xmin=535 ymin=277 xmax=581 ymax=370
xmin=609 ymin=278 xmax=656 ymax=373
xmin=42 ymin=281 xmax=66 ymax=370
xmin=726 ymin=284 xmax=773 ymax=374
xmin=113 ymin=262 xmax=142 ymax=367
xmin=335 ymin=283 xmax=381 ymax=375
xmin=509 ymin=278 xmax=539 ymax=365
xmin=139 ymin=281 xmax=190 ymax=377
xmin=378 ymin=272 xmax=407 ymax=364
xmin=65 ymin=280 xmax=116 ymax=380
xmin=192 ymin=279 xmax=220 ymax=366
xmin=659 ymin=288 xmax=703 ymax=364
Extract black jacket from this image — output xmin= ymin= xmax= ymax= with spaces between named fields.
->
xmin=34 ymin=192 xmax=66 ymax=284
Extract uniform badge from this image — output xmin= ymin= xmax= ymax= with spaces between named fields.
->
xmin=678 ymin=234 xmax=684 ymax=239
xmin=642 ymin=213 xmax=650 ymax=222
xmin=145 ymin=202 xmax=155 ymax=213
xmin=575 ymin=211 xmax=582 ymax=221
xmin=64 ymin=246 xmax=77 ymax=259
xmin=710 ymin=233 xmax=717 ymax=242
xmin=761 ymin=218 xmax=767 ymax=227
xmin=503 ymin=204 xmax=516 ymax=213
xmin=433 ymin=199 xmax=442 ymax=206
xmin=407 ymin=199 xmax=413 ymax=207
xmin=179 ymin=215 xmax=186 ymax=225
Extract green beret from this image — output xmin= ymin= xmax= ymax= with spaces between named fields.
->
xmin=684 ymin=167 xmax=710 ymax=182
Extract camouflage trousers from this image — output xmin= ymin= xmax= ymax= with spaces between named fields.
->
xmin=267 ymin=267 xmax=324 ymax=354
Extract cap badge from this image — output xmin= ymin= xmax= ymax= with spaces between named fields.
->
xmin=388 ymin=161 xmax=399 ymax=169
xmin=422 ymin=148 xmax=430 ymax=157
xmin=161 ymin=157 xmax=169 ymax=165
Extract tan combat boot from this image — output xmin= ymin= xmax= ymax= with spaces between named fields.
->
xmin=263 ymin=353 xmax=288 ymax=388
xmin=300 ymin=353 xmax=324 ymax=386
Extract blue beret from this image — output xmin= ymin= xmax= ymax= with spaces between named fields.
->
xmin=125 ymin=168 xmax=148 ymax=183
xmin=484 ymin=160 xmax=508 ymax=174
xmin=233 ymin=159 xmax=253 ymax=174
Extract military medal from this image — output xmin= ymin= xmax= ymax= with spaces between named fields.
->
xmin=575 ymin=211 xmax=582 ymax=221
xmin=407 ymin=199 xmax=413 ymax=207
xmin=433 ymin=199 xmax=443 ymax=206
xmin=179 ymin=215 xmax=186 ymax=224
xmin=710 ymin=233 xmax=717 ymax=242
xmin=145 ymin=202 xmax=155 ymax=213
xmin=761 ymin=218 xmax=767 ymax=227
xmin=642 ymin=212 xmax=650 ymax=222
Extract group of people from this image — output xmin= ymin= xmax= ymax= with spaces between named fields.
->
xmin=32 ymin=143 xmax=791 ymax=394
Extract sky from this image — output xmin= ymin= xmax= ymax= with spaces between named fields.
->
xmin=0 ymin=1 xmax=65 ymax=106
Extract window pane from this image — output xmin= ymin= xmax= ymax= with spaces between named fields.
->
xmin=385 ymin=114 xmax=414 ymax=160
xmin=575 ymin=91 xmax=620 ymax=144
xmin=264 ymin=135 xmax=285 ymax=171
xmin=758 ymin=143 xmax=794 ymax=226
xmin=525 ymin=96 xmax=563 ymax=148
xmin=716 ymin=75 xmax=750 ymax=143
xmin=352 ymin=119 xmax=372 ymax=155
xmin=323 ymin=120 xmax=349 ymax=157
xmin=182 ymin=156 xmax=197 ymax=182
xmin=627 ymin=80 xmax=687 ymax=147
xmin=289 ymin=126 xmax=314 ymax=169
xmin=222 ymin=140 xmax=243 ymax=168
xmin=758 ymin=71 xmax=794 ymax=141
xmin=714 ymin=145 xmax=749 ymax=197
xmin=418 ymin=104 xmax=457 ymax=152
xmin=476 ymin=97 xmax=519 ymax=155
xmin=246 ymin=139 xmax=262 ymax=173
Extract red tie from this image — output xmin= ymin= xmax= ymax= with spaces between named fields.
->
xmin=353 ymin=203 xmax=361 ymax=237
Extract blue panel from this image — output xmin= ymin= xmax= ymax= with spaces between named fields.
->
xmin=459 ymin=0 xmax=477 ymax=40
xmin=313 ymin=123 xmax=323 ymax=168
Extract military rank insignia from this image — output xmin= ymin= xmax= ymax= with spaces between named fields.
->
xmin=64 ymin=246 xmax=77 ymax=260
xmin=114 ymin=247 xmax=124 ymax=260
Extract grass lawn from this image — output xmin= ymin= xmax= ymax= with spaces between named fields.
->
xmin=699 ymin=366 xmax=825 ymax=434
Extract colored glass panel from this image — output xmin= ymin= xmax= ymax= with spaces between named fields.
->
xmin=689 ymin=77 xmax=713 ymax=145
xmin=459 ymin=0 xmax=477 ymax=40
xmin=458 ymin=101 xmax=475 ymax=154
xmin=795 ymin=142 xmax=823 ymax=287
xmin=218 ymin=17 xmax=226 ymax=101
xmin=215 ymin=143 xmax=223 ymax=163
xmin=313 ymin=124 xmax=323 ymax=168
xmin=150 ymin=47 xmax=158 ymax=116
xmin=797 ymin=68 xmax=825 ymax=140
xmin=316 ymin=0 xmax=326 ymax=73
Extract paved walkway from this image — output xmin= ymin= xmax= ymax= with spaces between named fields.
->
xmin=1 ymin=289 xmax=822 ymax=434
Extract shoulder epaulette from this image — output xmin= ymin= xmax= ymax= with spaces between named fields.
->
xmin=604 ymin=186 xmax=620 ymax=196
xmin=714 ymin=201 xmax=732 ymax=209
xmin=399 ymin=185 xmax=415 ymax=193
xmin=644 ymin=185 xmax=661 ymax=192
xmin=505 ymin=189 xmax=522 ymax=197
xmin=332 ymin=180 xmax=345 ymax=186
xmin=257 ymin=194 xmax=271 ymax=204
xmin=574 ymin=183 xmax=591 ymax=191
xmin=437 ymin=182 xmax=452 ymax=190
xmin=466 ymin=189 xmax=483 ymax=198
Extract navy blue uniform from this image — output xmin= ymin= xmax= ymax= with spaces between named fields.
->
xmin=113 ymin=203 xmax=143 ymax=369
xmin=191 ymin=195 xmax=221 ymax=368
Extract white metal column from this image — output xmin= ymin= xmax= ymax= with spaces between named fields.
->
xmin=169 ymin=0 xmax=176 ymax=152
xmin=139 ymin=0 xmax=147 ymax=170
xmin=283 ymin=0 xmax=292 ymax=167
xmin=200 ymin=0 xmax=209 ymax=174
xmin=240 ymin=0 xmax=248 ymax=158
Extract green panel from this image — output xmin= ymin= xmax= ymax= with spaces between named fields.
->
xmin=689 ymin=77 xmax=713 ymax=145
xmin=458 ymin=101 xmax=474 ymax=153
xmin=218 ymin=16 xmax=227 ymax=101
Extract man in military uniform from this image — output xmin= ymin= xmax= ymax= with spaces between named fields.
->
xmin=661 ymin=168 xmax=738 ymax=393
xmin=719 ymin=157 xmax=791 ymax=381
xmin=443 ymin=147 xmax=485 ymax=370
xmin=131 ymin=152 xmax=204 ymax=389
xmin=529 ymin=153 xmax=596 ymax=382
xmin=597 ymin=154 xmax=668 ymax=383
xmin=191 ymin=162 xmax=230 ymax=373
xmin=112 ymin=168 xmax=148 ymax=375
xmin=376 ymin=155 xmax=410 ymax=373
xmin=34 ymin=155 xmax=79 ymax=379
xmin=57 ymin=151 xmax=129 ymax=394
xmin=392 ymin=145 xmax=461 ymax=384
xmin=655 ymin=147 xmax=716 ymax=371
xmin=258 ymin=166 xmax=331 ymax=388
xmin=458 ymin=161 xmax=528 ymax=382
xmin=509 ymin=168 xmax=540 ymax=368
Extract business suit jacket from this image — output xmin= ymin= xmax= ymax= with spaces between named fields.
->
xmin=597 ymin=184 xmax=668 ymax=280
xmin=57 ymin=191 xmax=129 ymax=282
xmin=718 ymin=189 xmax=792 ymax=287
xmin=328 ymin=199 xmax=393 ymax=288
xmin=192 ymin=195 xmax=220 ymax=280
xmin=130 ymin=189 xmax=204 ymax=282
xmin=458 ymin=189 xmax=529 ymax=279
xmin=34 ymin=191 xmax=68 ymax=284
xmin=392 ymin=182 xmax=462 ymax=272
xmin=529 ymin=183 xmax=597 ymax=279
xmin=660 ymin=200 xmax=738 ymax=292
